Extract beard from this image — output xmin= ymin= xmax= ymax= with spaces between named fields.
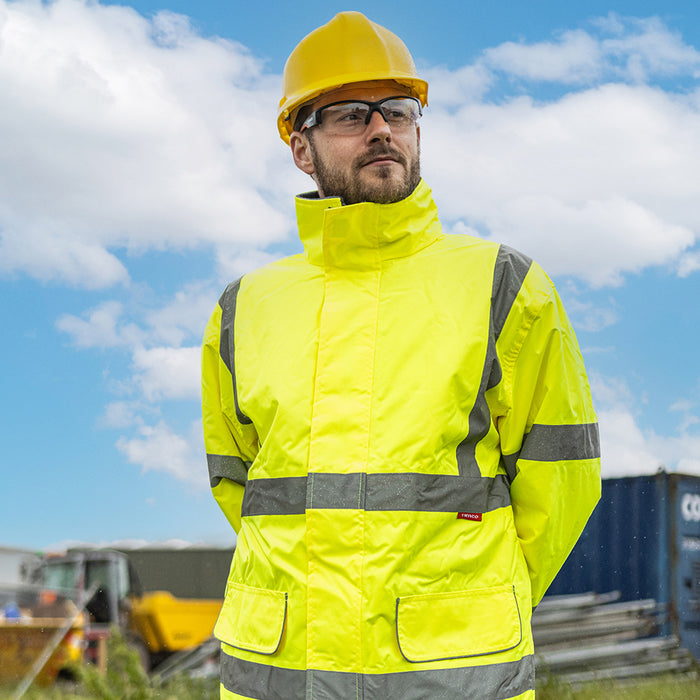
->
xmin=307 ymin=136 xmax=421 ymax=205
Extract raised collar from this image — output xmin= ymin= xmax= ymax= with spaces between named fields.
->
xmin=295 ymin=179 xmax=443 ymax=270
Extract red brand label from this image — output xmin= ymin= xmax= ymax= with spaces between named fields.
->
xmin=457 ymin=512 xmax=482 ymax=521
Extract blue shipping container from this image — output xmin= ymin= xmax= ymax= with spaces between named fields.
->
xmin=546 ymin=472 xmax=700 ymax=659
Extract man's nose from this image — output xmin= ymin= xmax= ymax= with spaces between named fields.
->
xmin=365 ymin=110 xmax=392 ymax=141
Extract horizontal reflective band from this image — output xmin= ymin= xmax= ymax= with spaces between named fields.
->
xmin=220 ymin=652 xmax=535 ymax=700
xmin=241 ymin=472 xmax=510 ymax=517
xmin=207 ymin=454 xmax=250 ymax=488
xmin=521 ymin=423 xmax=600 ymax=462
xmin=502 ymin=423 xmax=600 ymax=481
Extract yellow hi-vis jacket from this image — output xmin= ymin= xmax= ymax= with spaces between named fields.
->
xmin=202 ymin=179 xmax=601 ymax=700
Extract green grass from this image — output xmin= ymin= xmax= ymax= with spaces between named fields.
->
xmin=0 ymin=629 xmax=219 ymax=700
xmin=537 ymin=673 xmax=700 ymax=699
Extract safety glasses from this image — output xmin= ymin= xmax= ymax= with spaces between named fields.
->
xmin=301 ymin=96 xmax=422 ymax=135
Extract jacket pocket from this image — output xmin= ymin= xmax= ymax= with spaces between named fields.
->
xmin=214 ymin=581 xmax=287 ymax=655
xmin=396 ymin=584 xmax=522 ymax=663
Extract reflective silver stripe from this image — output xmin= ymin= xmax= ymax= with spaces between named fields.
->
xmin=207 ymin=453 xmax=250 ymax=488
xmin=491 ymin=245 xmax=533 ymax=342
xmin=504 ymin=422 xmax=600 ymax=471
xmin=368 ymin=472 xmax=510 ymax=512
xmin=242 ymin=476 xmax=306 ymax=516
xmin=306 ymin=668 xmax=360 ymax=699
xmin=523 ymin=422 xmax=600 ymax=461
xmin=220 ymin=653 xmax=305 ymax=699
xmin=307 ymin=472 xmax=366 ymax=510
xmin=218 ymin=278 xmax=252 ymax=425
xmin=456 ymin=245 xmax=532 ymax=478
xmin=241 ymin=472 xmax=510 ymax=517
xmin=456 ymin=330 xmax=500 ymax=479
xmin=456 ymin=246 xmax=531 ymax=480
xmin=502 ymin=422 xmax=600 ymax=482
xmin=220 ymin=652 xmax=535 ymax=700
xmin=501 ymin=453 xmax=520 ymax=484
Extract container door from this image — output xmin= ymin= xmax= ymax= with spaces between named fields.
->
xmin=675 ymin=474 xmax=700 ymax=660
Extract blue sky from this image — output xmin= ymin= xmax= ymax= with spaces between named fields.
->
xmin=2 ymin=0 xmax=700 ymax=550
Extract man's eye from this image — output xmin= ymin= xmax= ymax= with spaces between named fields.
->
xmin=337 ymin=111 xmax=364 ymax=122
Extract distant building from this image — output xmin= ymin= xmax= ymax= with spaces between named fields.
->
xmin=0 ymin=546 xmax=42 ymax=605
xmin=113 ymin=545 xmax=234 ymax=599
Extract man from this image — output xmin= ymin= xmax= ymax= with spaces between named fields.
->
xmin=202 ymin=11 xmax=601 ymax=700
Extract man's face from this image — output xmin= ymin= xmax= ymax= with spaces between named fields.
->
xmin=290 ymin=82 xmax=421 ymax=205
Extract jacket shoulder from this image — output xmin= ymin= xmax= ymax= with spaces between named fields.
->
xmin=220 ymin=253 xmax=310 ymax=298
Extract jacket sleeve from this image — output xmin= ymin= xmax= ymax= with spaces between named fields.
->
xmin=201 ymin=285 xmax=259 ymax=534
xmin=497 ymin=263 xmax=601 ymax=607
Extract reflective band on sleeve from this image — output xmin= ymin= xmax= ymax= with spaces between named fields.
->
xmin=220 ymin=650 xmax=535 ymax=700
xmin=241 ymin=472 xmax=510 ymax=517
xmin=502 ymin=422 xmax=600 ymax=482
xmin=491 ymin=245 xmax=533 ymax=342
xmin=218 ymin=278 xmax=252 ymax=425
xmin=515 ymin=423 xmax=600 ymax=463
xmin=207 ymin=453 xmax=250 ymax=488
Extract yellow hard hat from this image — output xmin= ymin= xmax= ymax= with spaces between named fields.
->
xmin=277 ymin=11 xmax=428 ymax=144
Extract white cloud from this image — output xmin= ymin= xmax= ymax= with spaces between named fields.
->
xmin=145 ymin=282 xmax=220 ymax=347
xmin=423 ymin=81 xmax=700 ymax=285
xmin=591 ymin=374 xmax=700 ymax=477
xmin=57 ymin=300 xmax=143 ymax=348
xmin=132 ymin=345 xmax=200 ymax=401
xmin=483 ymin=15 xmax=700 ymax=85
xmin=116 ymin=419 xmax=205 ymax=486
xmin=597 ymin=406 xmax=663 ymax=476
xmin=677 ymin=251 xmax=700 ymax=277
xmin=562 ymin=297 xmax=619 ymax=333
xmin=214 ymin=247 xmax=286 ymax=285
xmin=420 ymin=63 xmax=493 ymax=108
xmin=670 ymin=399 xmax=695 ymax=413
xmin=599 ymin=16 xmax=700 ymax=82
xmin=484 ymin=29 xmax=602 ymax=83
xmin=0 ymin=0 xmax=296 ymax=288
xmin=99 ymin=400 xmax=145 ymax=429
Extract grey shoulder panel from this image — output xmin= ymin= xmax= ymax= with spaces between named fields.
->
xmin=491 ymin=245 xmax=533 ymax=341
xmin=218 ymin=277 xmax=252 ymax=425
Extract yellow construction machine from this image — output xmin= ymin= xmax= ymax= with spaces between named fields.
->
xmin=0 ymin=549 xmax=222 ymax=690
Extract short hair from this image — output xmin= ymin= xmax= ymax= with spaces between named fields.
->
xmin=293 ymin=103 xmax=313 ymax=133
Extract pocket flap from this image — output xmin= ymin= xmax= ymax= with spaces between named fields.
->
xmin=396 ymin=584 xmax=522 ymax=662
xmin=214 ymin=581 xmax=287 ymax=655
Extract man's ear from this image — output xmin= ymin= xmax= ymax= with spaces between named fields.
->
xmin=290 ymin=132 xmax=315 ymax=176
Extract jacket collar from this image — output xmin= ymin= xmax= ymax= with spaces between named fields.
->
xmin=295 ymin=179 xmax=443 ymax=269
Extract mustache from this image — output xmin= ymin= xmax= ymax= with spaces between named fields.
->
xmin=355 ymin=145 xmax=407 ymax=168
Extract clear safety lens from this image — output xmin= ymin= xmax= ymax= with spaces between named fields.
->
xmin=302 ymin=96 xmax=421 ymax=134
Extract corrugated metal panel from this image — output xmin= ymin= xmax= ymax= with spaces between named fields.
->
xmin=545 ymin=472 xmax=700 ymax=660
xmin=672 ymin=474 xmax=700 ymax=660
xmin=547 ymin=473 xmax=670 ymax=602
